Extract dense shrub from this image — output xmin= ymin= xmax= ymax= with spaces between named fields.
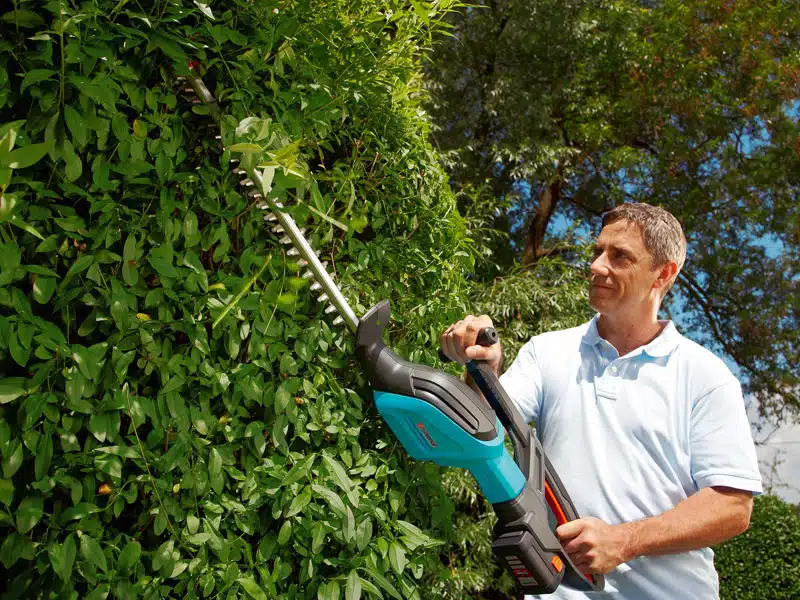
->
xmin=715 ymin=494 xmax=800 ymax=600
xmin=0 ymin=1 xmax=482 ymax=598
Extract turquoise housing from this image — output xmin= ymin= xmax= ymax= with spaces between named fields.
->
xmin=374 ymin=391 xmax=526 ymax=504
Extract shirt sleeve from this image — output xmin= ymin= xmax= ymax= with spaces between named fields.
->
xmin=690 ymin=379 xmax=763 ymax=494
xmin=498 ymin=338 xmax=544 ymax=424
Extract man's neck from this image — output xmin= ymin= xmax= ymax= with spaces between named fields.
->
xmin=596 ymin=310 xmax=665 ymax=357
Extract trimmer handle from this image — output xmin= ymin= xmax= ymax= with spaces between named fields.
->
xmin=443 ymin=328 xmax=605 ymax=594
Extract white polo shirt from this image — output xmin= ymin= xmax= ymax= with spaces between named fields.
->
xmin=498 ymin=317 xmax=762 ymax=600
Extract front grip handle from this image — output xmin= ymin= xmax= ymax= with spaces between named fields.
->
xmin=466 ymin=361 xmax=530 ymax=450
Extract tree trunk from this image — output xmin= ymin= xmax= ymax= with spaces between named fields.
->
xmin=521 ymin=178 xmax=561 ymax=266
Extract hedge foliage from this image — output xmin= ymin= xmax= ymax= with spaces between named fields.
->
xmin=715 ymin=494 xmax=800 ymax=600
xmin=0 ymin=1 xmax=487 ymax=598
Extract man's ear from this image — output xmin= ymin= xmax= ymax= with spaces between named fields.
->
xmin=653 ymin=261 xmax=678 ymax=294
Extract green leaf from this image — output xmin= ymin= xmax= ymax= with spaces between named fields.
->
xmin=132 ymin=119 xmax=147 ymax=139
xmin=285 ymin=486 xmax=312 ymax=518
xmin=238 ymin=576 xmax=267 ymax=600
xmin=369 ymin=571 xmax=403 ymax=600
xmin=283 ymin=453 xmax=316 ymax=486
xmin=34 ymin=433 xmax=52 ymax=479
xmin=61 ymin=254 xmax=94 ymax=288
xmin=10 ymin=215 xmax=44 ymax=240
xmin=16 ymin=496 xmax=43 ymax=534
xmin=323 ymin=454 xmax=353 ymax=493
xmin=0 ymin=192 xmax=16 ymax=221
xmin=9 ymin=330 xmax=30 ymax=367
xmin=155 ymin=153 xmax=171 ymax=182
xmin=319 ymin=581 xmax=341 ymax=600
xmin=2 ymin=440 xmax=23 ymax=478
xmin=65 ymin=153 xmax=83 ymax=182
xmin=1 ymin=9 xmax=45 ymax=28
xmin=388 ymin=542 xmax=407 ymax=575
xmin=357 ymin=577 xmax=383 ymax=599
xmin=228 ymin=143 xmax=263 ymax=153
xmin=0 ymin=378 xmax=27 ymax=404
xmin=346 ymin=570 xmax=362 ymax=600
xmin=183 ymin=211 xmax=200 ymax=247
xmin=48 ymin=534 xmax=77 ymax=581
xmin=94 ymin=445 xmax=140 ymax=459
xmin=84 ymin=585 xmax=111 ymax=600
xmin=311 ymin=484 xmax=346 ymax=517
xmin=7 ymin=142 xmax=51 ymax=169
xmin=0 ymin=478 xmax=13 ymax=506
xmin=209 ymin=448 xmax=223 ymax=494
xmin=182 ymin=250 xmax=207 ymax=291
xmin=312 ymin=521 xmax=326 ymax=554
xmin=21 ymin=69 xmax=56 ymax=92
xmin=277 ymin=520 xmax=292 ymax=545
xmin=80 ymin=534 xmax=108 ymax=572
xmin=64 ymin=105 xmax=88 ymax=147
xmin=356 ymin=518 xmax=373 ymax=552
xmin=61 ymin=502 xmax=100 ymax=522
xmin=117 ymin=539 xmax=141 ymax=571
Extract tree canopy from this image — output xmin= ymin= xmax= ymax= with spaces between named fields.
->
xmin=425 ymin=0 xmax=800 ymax=422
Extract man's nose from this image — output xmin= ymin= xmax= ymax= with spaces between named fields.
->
xmin=590 ymin=254 xmax=610 ymax=277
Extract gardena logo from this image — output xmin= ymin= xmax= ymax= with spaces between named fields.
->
xmin=416 ymin=422 xmax=437 ymax=448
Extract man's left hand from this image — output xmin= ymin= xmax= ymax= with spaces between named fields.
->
xmin=556 ymin=517 xmax=634 ymax=575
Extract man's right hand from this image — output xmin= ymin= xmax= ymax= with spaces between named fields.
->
xmin=439 ymin=314 xmax=502 ymax=373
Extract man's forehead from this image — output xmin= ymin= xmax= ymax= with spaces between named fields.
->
xmin=596 ymin=219 xmax=646 ymax=247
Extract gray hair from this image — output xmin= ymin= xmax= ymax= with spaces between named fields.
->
xmin=602 ymin=202 xmax=687 ymax=291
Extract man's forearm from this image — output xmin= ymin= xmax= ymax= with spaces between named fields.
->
xmin=620 ymin=486 xmax=753 ymax=560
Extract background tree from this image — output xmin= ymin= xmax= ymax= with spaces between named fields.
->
xmin=425 ymin=0 xmax=800 ymax=423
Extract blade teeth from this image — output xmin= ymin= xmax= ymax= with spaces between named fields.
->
xmin=263 ymin=211 xmax=277 ymax=220
xmin=310 ymin=282 xmax=322 ymax=292
xmin=287 ymin=248 xmax=299 ymax=256
xmin=248 ymin=191 xmax=263 ymax=199
xmin=279 ymin=235 xmax=292 ymax=245
xmin=230 ymin=158 xmax=240 ymax=164
xmin=324 ymin=304 xmax=337 ymax=314
xmin=215 ymin=135 xmax=222 ymax=140
xmin=184 ymin=86 xmax=194 ymax=93
xmin=302 ymin=271 xmax=314 ymax=279
xmin=240 ymin=179 xmax=254 ymax=187
xmin=297 ymin=259 xmax=308 ymax=266
xmin=332 ymin=316 xmax=344 ymax=326
xmin=175 ymin=76 xmax=186 ymax=82
xmin=272 ymin=225 xmax=284 ymax=233
xmin=233 ymin=168 xmax=246 ymax=174
xmin=318 ymin=293 xmax=329 ymax=303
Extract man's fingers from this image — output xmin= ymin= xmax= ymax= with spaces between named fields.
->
xmin=562 ymin=535 xmax=592 ymax=556
xmin=556 ymin=519 xmax=585 ymax=541
xmin=440 ymin=315 xmax=495 ymax=364
xmin=465 ymin=345 xmax=490 ymax=360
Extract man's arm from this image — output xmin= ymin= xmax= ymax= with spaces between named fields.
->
xmin=558 ymin=486 xmax=753 ymax=574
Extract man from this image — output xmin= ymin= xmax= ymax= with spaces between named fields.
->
xmin=439 ymin=203 xmax=762 ymax=599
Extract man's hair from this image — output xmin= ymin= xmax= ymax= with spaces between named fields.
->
xmin=601 ymin=202 xmax=687 ymax=293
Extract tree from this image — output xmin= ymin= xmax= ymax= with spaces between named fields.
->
xmin=425 ymin=0 xmax=800 ymax=422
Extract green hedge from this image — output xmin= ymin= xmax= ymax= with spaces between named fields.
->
xmin=0 ymin=1 xmax=479 ymax=598
xmin=716 ymin=494 xmax=800 ymax=600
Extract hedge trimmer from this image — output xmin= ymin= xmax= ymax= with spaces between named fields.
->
xmin=177 ymin=63 xmax=604 ymax=596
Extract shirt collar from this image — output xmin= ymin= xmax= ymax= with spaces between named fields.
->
xmin=581 ymin=315 xmax=681 ymax=358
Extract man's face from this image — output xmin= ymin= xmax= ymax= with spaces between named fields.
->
xmin=589 ymin=219 xmax=662 ymax=315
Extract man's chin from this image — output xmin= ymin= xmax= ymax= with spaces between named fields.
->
xmin=588 ymin=296 xmax=612 ymax=314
